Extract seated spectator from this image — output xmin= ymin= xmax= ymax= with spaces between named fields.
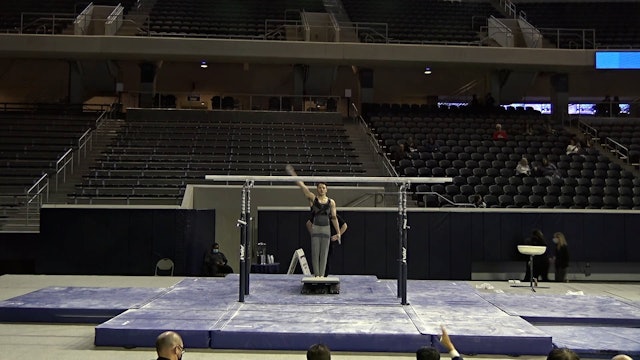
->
xmin=416 ymin=326 xmax=462 ymax=360
xmin=407 ymin=136 xmax=418 ymax=152
xmin=424 ymin=136 xmax=439 ymax=152
xmin=547 ymin=348 xmax=580 ymax=360
xmin=203 ymin=242 xmax=233 ymax=276
xmin=472 ymin=194 xmax=486 ymax=208
xmin=492 ymin=123 xmax=508 ymax=140
xmin=534 ymin=158 xmax=559 ymax=180
xmin=566 ymin=138 xmax=581 ymax=155
xmin=307 ymin=343 xmax=331 ymax=360
xmin=391 ymin=143 xmax=410 ymax=163
xmin=515 ymin=158 xmax=531 ymax=176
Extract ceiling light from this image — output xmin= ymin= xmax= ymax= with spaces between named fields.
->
xmin=200 ymin=61 xmax=208 ymax=69
xmin=424 ymin=67 xmax=432 ymax=75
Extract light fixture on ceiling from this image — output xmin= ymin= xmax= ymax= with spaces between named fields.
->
xmin=200 ymin=61 xmax=208 ymax=69
xmin=424 ymin=67 xmax=432 ymax=75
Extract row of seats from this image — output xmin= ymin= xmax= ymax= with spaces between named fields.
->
xmin=341 ymin=0 xmax=501 ymax=44
xmin=364 ymin=104 xmax=640 ymax=209
xmin=71 ymin=115 xmax=363 ymax=203
xmin=146 ymin=0 xmax=323 ymax=38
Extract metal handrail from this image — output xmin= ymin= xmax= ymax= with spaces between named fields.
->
xmin=577 ymin=119 xmax=599 ymax=140
xmin=351 ymin=102 xmax=397 ymax=178
xmin=605 ymin=137 xmax=629 ymax=163
xmin=419 ymin=192 xmax=474 ymax=208
xmin=55 ymin=148 xmax=74 ymax=190
xmin=25 ymin=173 xmax=49 ymax=225
xmin=20 ymin=12 xmax=76 ymax=34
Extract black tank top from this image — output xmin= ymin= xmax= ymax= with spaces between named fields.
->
xmin=310 ymin=197 xmax=331 ymax=226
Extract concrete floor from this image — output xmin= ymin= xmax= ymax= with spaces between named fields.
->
xmin=1 ymin=274 xmax=637 ymax=360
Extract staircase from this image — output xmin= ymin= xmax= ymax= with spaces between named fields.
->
xmin=343 ymin=118 xmax=385 ymax=177
xmin=0 ymin=118 xmax=125 ymax=232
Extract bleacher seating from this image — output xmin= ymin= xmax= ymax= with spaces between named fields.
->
xmin=147 ymin=0 xmax=325 ymax=38
xmin=70 ymin=115 xmax=363 ymax=204
xmin=0 ymin=113 xmax=97 ymax=220
xmin=517 ymin=1 xmax=640 ymax=48
xmin=341 ymin=0 xmax=502 ymax=44
xmin=364 ymin=103 xmax=638 ymax=210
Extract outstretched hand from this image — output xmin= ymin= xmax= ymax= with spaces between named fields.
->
xmin=285 ymin=164 xmax=297 ymax=176
xmin=440 ymin=326 xmax=456 ymax=352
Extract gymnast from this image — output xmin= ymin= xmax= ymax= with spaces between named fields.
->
xmin=286 ymin=165 xmax=341 ymax=277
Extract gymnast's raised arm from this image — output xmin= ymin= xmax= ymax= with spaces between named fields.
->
xmin=286 ymin=165 xmax=315 ymax=204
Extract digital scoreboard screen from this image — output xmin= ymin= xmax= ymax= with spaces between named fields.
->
xmin=595 ymin=51 xmax=640 ymax=69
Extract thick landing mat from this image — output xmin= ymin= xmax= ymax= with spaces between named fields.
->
xmin=538 ymin=325 xmax=640 ymax=357
xmin=2 ymin=275 xmax=637 ymax=356
xmin=479 ymin=293 xmax=640 ymax=326
xmin=400 ymin=281 xmax=552 ymax=355
xmin=0 ymin=286 xmax=167 ymax=323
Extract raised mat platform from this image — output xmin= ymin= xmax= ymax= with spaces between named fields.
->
xmin=1 ymin=274 xmax=639 ymax=357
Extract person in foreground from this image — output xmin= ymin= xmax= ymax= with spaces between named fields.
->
xmin=155 ymin=331 xmax=184 ymax=360
xmin=547 ymin=347 xmax=580 ymax=360
xmin=307 ymin=343 xmax=331 ymax=360
xmin=416 ymin=326 xmax=462 ymax=360
xmin=287 ymin=165 xmax=341 ymax=277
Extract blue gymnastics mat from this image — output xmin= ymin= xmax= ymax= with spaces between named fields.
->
xmin=478 ymin=292 xmax=640 ymax=326
xmin=2 ymin=275 xmax=637 ymax=356
xmin=538 ymin=325 xmax=640 ymax=358
xmin=0 ymin=286 xmax=167 ymax=323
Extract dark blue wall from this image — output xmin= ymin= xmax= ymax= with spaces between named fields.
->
xmin=258 ymin=210 xmax=640 ymax=280
xmin=37 ymin=208 xmax=215 ymax=276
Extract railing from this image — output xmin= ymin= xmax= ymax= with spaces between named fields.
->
xmin=74 ymin=3 xmax=93 ymax=35
xmin=604 ymin=137 xmax=629 ymax=163
xmin=144 ymin=91 xmax=341 ymax=112
xmin=346 ymin=22 xmax=388 ymax=43
xmin=500 ymin=0 xmax=517 ymax=18
xmin=20 ymin=12 xmax=76 ymax=34
xmin=487 ymin=16 xmax=513 ymax=47
xmin=351 ymin=102 xmax=397 ymax=177
xmin=55 ymin=148 xmax=74 ymax=190
xmin=25 ymin=174 xmax=49 ymax=225
xmin=577 ymin=119 xmax=598 ymax=141
xmin=538 ymin=28 xmax=596 ymax=49
xmin=264 ymin=19 xmax=304 ymax=41
xmin=105 ymin=4 xmax=124 ymax=36
xmin=0 ymin=102 xmax=112 ymax=113
xmin=77 ymin=107 xmax=111 ymax=165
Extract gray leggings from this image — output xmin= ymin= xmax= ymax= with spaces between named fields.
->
xmin=311 ymin=224 xmax=331 ymax=277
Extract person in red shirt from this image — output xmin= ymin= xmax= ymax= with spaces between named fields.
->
xmin=492 ymin=123 xmax=508 ymax=140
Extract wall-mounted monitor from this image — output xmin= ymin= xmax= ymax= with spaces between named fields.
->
xmin=595 ymin=51 xmax=640 ymax=69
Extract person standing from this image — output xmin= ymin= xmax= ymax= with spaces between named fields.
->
xmin=306 ymin=214 xmax=348 ymax=276
xmin=523 ymin=229 xmax=550 ymax=283
xmin=551 ymin=232 xmax=570 ymax=282
xmin=287 ymin=165 xmax=341 ymax=277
